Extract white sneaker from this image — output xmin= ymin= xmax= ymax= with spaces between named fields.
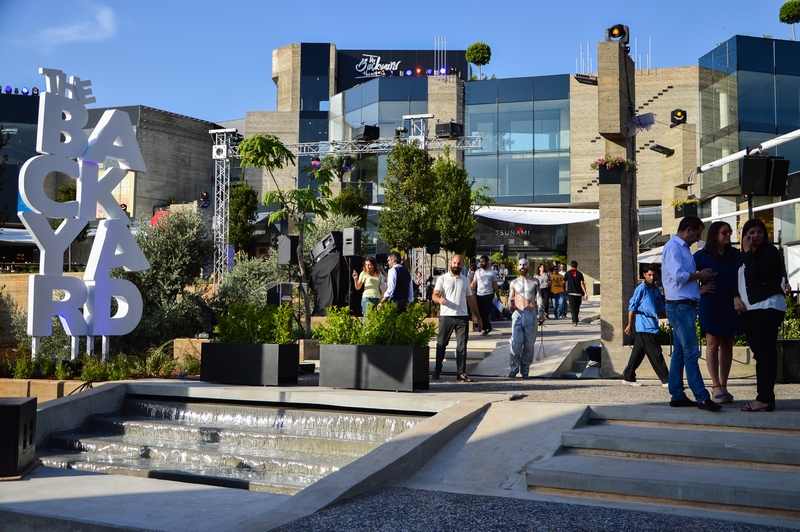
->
xmin=662 ymin=383 xmax=669 ymax=388
xmin=623 ymin=380 xmax=643 ymax=387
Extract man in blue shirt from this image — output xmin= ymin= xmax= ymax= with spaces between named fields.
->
xmin=622 ymin=264 xmax=669 ymax=386
xmin=662 ymin=216 xmax=719 ymax=411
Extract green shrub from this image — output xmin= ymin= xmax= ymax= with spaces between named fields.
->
xmin=54 ymin=359 xmax=73 ymax=380
xmin=313 ymin=302 xmax=437 ymax=347
xmin=179 ymin=354 xmax=202 ymax=376
xmin=12 ymin=354 xmax=33 ymax=379
xmin=131 ymin=341 xmax=176 ymax=378
xmin=80 ymin=356 xmax=109 ymax=381
xmin=216 ymin=302 xmax=295 ymax=344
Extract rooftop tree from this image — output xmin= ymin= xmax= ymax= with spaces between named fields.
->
xmin=780 ymin=0 xmax=800 ymax=40
xmin=466 ymin=42 xmax=492 ymax=80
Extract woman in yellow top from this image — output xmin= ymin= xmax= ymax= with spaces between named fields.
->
xmin=353 ymin=257 xmax=382 ymax=320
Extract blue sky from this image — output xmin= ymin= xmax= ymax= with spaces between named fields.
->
xmin=0 ymin=1 xmax=795 ymax=123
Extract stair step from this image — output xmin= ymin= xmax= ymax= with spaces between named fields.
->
xmin=527 ymin=454 xmax=800 ymax=512
xmin=39 ymin=454 xmax=310 ymax=495
xmin=89 ymin=417 xmax=383 ymax=456
xmin=562 ymin=423 xmax=800 ymax=466
xmin=47 ymin=434 xmax=354 ymax=476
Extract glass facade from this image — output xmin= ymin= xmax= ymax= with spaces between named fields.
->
xmin=464 ymin=75 xmax=570 ymax=204
xmin=699 ymin=36 xmax=800 ymax=197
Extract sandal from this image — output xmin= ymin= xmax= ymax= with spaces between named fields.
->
xmin=712 ymin=385 xmax=733 ymax=403
xmin=741 ymin=402 xmax=775 ymax=412
xmin=457 ymin=373 xmax=474 ymax=382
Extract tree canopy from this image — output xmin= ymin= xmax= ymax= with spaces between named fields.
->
xmin=780 ymin=0 xmax=800 ymax=40
xmin=228 ymin=179 xmax=259 ymax=252
xmin=466 ymin=42 xmax=492 ymax=80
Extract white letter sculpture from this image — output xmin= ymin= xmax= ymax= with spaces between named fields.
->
xmin=19 ymin=68 xmax=150 ymax=359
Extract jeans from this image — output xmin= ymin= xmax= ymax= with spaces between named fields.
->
xmin=742 ymin=308 xmax=784 ymax=405
xmin=622 ymin=331 xmax=669 ymax=383
xmin=666 ymin=303 xmax=709 ymax=402
xmin=435 ymin=315 xmax=470 ymax=375
xmin=361 ymin=297 xmax=380 ymax=321
xmin=552 ymin=292 xmax=566 ymax=318
xmin=509 ymin=309 xmax=538 ymax=376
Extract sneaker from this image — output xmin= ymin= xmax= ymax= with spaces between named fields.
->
xmin=508 ymin=371 xmax=518 ymax=378
xmin=698 ymin=398 xmax=722 ymax=412
xmin=662 ymin=383 xmax=669 ymax=388
xmin=456 ymin=373 xmax=474 ymax=382
xmin=622 ymin=380 xmax=642 ymax=387
xmin=669 ymin=398 xmax=698 ymax=407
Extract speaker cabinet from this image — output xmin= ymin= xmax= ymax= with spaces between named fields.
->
xmin=426 ymin=231 xmax=440 ymax=255
xmin=435 ymin=122 xmax=464 ymax=139
xmin=353 ymin=125 xmax=380 ymax=142
xmin=742 ymin=156 xmax=789 ymax=196
xmin=278 ymin=235 xmax=299 ymax=265
xmin=0 ymin=397 xmax=37 ymax=477
xmin=343 ymin=228 xmax=361 ymax=256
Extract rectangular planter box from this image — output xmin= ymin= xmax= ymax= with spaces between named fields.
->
xmin=674 ymin=203 xmax=698 ymax=218
xmin=319 ymin=345 xmax=429 ymax=392
xmin=200 ymin=343 xmax=299 ymax=386
xmin=598 ymin=166 xmax=625 ymax=185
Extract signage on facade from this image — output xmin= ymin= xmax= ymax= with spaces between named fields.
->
xmin=18 ymin=68 xmax=149 ymax=347
xmin=355 ymin=54 xmax=403 ymax=79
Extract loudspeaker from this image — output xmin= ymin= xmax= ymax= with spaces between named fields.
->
xmin=277 ymin=235 xmax=299 ymax=265
xmin=353 ymin=125 xmax=380 ymax=142
xmin=426 ymin=231 xmax=440 ymax=255
xmin=0 ymin=397 xmax=36 ymax=477
xmin=310 ymin=231 xmax=342 ymax=263
xmin=742 ymin=156 xmax=789 ymax=196
xmin=311 ymin=253 xmax=350 ymax=315
xmin=343 ymin=228 xmax=361 ymax=256
xmin=465 ymin=238 xmax=477 ymax=258
xmin=435 ymin=122 xmax=464 ymax=139
xmin=500 ymin=244 xmax=508 ymax=259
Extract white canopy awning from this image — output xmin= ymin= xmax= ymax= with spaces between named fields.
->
xmin=473 ymin=205 xmax=599 ymax=225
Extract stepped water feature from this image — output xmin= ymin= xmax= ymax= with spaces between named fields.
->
xmin=39 ymin=396 xmax=427 ymax=495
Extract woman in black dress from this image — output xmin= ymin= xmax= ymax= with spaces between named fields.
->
xmin=733 ymin=219 xmax=786 ymax=412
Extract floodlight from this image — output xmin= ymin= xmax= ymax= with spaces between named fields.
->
xmin=4 ymin=86 xmax=11 ymax=94
xmin=405 ymin=70 xmax=412 ymax=77
xmin=649 ymin=144 xmax=675 ymax=156
xmin=606 ymin=24 xmax=629 ymax=45
xmin=574 ymin=74 xmax=598 ymax=86
xmin=200 ymin=191 xmax=210 ymax=209
xmin=440 ymin=67 xmax=447 ymax=75
xmin=342 ymin=156 xmax=352 ymax=170
xmin=21 ymin=87 xmax=29 ymax=95
xmin=670 ymin=109 xmax=687 ymax=127
xmin=31 ymin=87 xmax=39 ymax=96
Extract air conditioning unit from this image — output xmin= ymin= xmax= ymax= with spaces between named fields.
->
xmin=212 ymin=145 xmax=227 ymax=160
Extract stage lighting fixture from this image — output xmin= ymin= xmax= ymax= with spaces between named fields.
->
xmin=13 ymin=88 xmax=18 ymax=94
xmin=199 ymin=191 xmax=211 ymax=209
xmin=21 ymin=87 xmax=29 ymax=95
xmin=440 ymin=67 xmax=447 ymax=75
xmin=342 ymin=156 xmax=352 ymax=170
xmin=670 ymin=109 xmax=687 ymax=128
xmin=649 ymin=144 xmax=675 ymax=156
xmin=605 ymin=24 xmax=629 ymax=45
xmin=4 ymin=86 xmax=11 ymax=94
xmin=415 ymin=67 xmax=422 ymax=75
xmin=574 ymin=74 xmax=598 ymax=86
xmin=31 ymin=87 xmax=39 ymax=96
xmin=119 ymin=204 xmax=128 ymax=212
xmin=405 ymin=69 xmax=412 ymax=77
xmin=426 ymin=69 xmax=433 ymax=76
xmin=394 ymin=126 xmax=407 ymax=138
xmin=449 ymin=67 xmax=456 ymax=74
xmin=311 ymin=156 xmax=321 ymax=167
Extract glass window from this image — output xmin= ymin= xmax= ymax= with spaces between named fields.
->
xmin=498 ymin=101 xmax=533 ymax=152
xmin=465 ymin=155 xmax=498 ymax=197
xmin=378 ymin=78 xmax=411 ymax=101
xmin=735 ymin=36 xmax=774 ymax=74
xmin=300 ymin=76 xmax=329 ymax=112
xmin=344 ymin=85 xmax=362 ymax=113
xmin=465 ymin=103 xmax=497 ymax=153
xmin=360 ymin=102 xmax=378 ymax=128
xmin=737 ymin=70 xmax=775 ymax=133
xmin=498 ymin=153 xmax=533 ymax=202
xmin=361 ymin=79 xmax=379 ymax=105
xmin=299 ymin=118 xmax=328 ymax=144
xmin=533 ymin=75 xmax=569 ymax=101
xmin=379 ymin=101 xmax=410 ymax=138
xmin=776 ymin=40 xmax=800 ymax=76
xmin=534 ymin=99 xmax=569 ymax=151
xmin=409 ymin=78 xmax=428 ymax=101
xmin=498 ymin=77 xmax=533 ymax=103
xmin=776 ymin=74 xmax=800 ymax=134
xmin=533 ymin=153 xmax=569 ymax=202
xmin=409 ymin=100 xmax=427 ymax=115
xmin=465 ymin=80 xmax=497 ymax=105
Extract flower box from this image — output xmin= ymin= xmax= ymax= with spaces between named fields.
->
xmin=319 ymin=345 xmax=430 ymax=392
xmin=598 ymin=166 xmax=625 ymax=185
xmin=200 ymin=343 xmax=299 ymax=386
xmin=673 ymin=203 xmax=698 ymax=218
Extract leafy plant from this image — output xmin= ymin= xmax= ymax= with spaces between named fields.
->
xmin=131 ymin=341 xmax=177 ymax=378
xmin=12 ymin=355 xmax=34 ymax=379
xmin=313 ymin=302 xmax=437 ymax=347
xmin=80 ymin=356 xmax=109 ymax=381
xmin=780 ymin=0 xmax=800 ymax=40
xmin=179 ymin=354 xmax=202 ymax=376
xmin=229 ymin=180 xmax=259 ymax=252
xmin=589 ymin=154 xmax=638 ymax=172
xmin=216 ymin=302 xmax=295 ymax=344
xmin=54 ymin=359 xmax=74 ymax=380
xmin=466 ymin=42 xmax=492 ymax=80
xmin=670 ymin=198 xmax=699 ymax=208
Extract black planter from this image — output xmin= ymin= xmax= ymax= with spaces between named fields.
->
xmin=319 ymin=345 xmax=430 ymax=392
xmin=598 ymin=166 xmax=625 ymax=185
xmin=673 ymin=203 xmax=698 ymax=218
xmin=777 ymin=340 xmax=800 ymax=384
xmin=200 ymin=343 xmax=299 ymax=386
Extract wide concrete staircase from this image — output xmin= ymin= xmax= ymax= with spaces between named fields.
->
xmin=527 ymin=405 xmax=800 ymax=517
xmin=39 ymin=397 xmax=425 ymax=495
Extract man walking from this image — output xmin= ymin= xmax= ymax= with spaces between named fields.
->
xmin=508 ymin=258 xmax=545 ymax=378
xmin=432 ymin=255 xmax=482 ymax=382
xmin=380 ymin=251 xmax=414 ymax=313
xmin=471 ymin=255 xmax=500 ymax=336
xmin=662 ymin=216 xmax=720 ymax=412
xmin=622 ymin=264 xmax=669 ymax=387
xmin=564 ymin=261 xmax=588 ymax=326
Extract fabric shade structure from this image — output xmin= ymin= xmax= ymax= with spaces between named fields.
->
xmin=473 ymin=205 xmax=599 ymax=226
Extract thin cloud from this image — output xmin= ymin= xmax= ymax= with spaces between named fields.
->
xmin=37 ymin=7 xmax=116 ymax=46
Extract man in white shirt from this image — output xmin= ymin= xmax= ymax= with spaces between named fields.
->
xmin=432 ymin=255 xmax=482 ymax=382
xmin=471 ymin=255 xmax=500 ymax=336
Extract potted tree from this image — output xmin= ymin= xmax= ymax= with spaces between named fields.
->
xmin=200 ymin=302 xmax=299 ymax=386
xmin=671 ymin=198 xmax=699 ymax=218
xmin=313 ymin=302 xmax=437 ymax=392
xmin=590 ymin=154 xmax=637 ymax=185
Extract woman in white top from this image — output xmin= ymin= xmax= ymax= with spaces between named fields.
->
xmin=353 ymin=257 xmax=382 ymax=321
